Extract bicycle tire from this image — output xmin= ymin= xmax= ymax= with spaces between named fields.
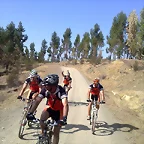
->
xmin=91 ymin=111 xmax=97 ymax=134
xmin=37 ymin=137 xmax=49 ymax=144
xmin=18 ymin=110 xmax=28 ymax=138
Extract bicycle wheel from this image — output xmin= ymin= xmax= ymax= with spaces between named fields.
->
xmin=91 ymin=111 xmax=97 ymax=134
xmin=37 ymin=136 xmax=49 ymax=144
xmin=18 ymin=110 xmax=28 ymax=138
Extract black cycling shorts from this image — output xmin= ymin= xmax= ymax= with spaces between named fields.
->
xmin=46 ymin=108 xmax=61 ymax=122
xmin=28 ymin=91 xmax=35 ymax=99
xmin=91 ymin=94 xmax=98 ymax=101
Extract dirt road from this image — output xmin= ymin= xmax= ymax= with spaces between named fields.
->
xmin=0 ymin=66 xmax=139 ymax=144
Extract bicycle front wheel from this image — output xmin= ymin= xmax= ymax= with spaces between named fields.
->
xmin=18 ymin=110 xmax=28 ymax=138
xmin=91 ymin=111 xmax=97 ymax=134
xmin=37 ymin=137 xmax=49 ymax=144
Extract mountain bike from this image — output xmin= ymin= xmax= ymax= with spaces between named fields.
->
xmin=88 ymin=99 xmax=99 ymax=134
xmin=37 ymin=119 xmax=66 ymax=144
xmin=18 ymin=98 xmax=38 ymax=139
xmin=36 ymin=119 xmax=57 ymax=144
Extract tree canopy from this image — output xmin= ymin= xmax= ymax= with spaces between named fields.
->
xmin=1 ymin=8 xmax=144 ymax=71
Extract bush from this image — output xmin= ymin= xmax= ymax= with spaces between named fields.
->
xmin=133 ymin=61 xmax=139 ymax=71
xmin=72 ymin=59 xmax=77 ymax=65
xmin=7 ymin=68 xmax=20 ymax=87
xmin=90 ymin=57 xmax=102 ymax=65
xmin=25 ymin=59 xmax=33 ymax=71
xmin=100 ymin=74 xmax=107 ymax=80
xmin=80 ymin=59 xmax=84 ymax=64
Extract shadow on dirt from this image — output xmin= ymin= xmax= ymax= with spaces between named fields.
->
xmin=0 ymin=84 xmax=7 ymax=90
xmin=20 ymin=131 xmax=39 ymax=140
xmin=68 ymin=101 xmax=88 ymax=106
xmin=61 ymin=121 xmax=139 ymax=135
xmin=60 ymin=124 xmax=90 ymax=134
xmin=93 ymin=121 xmax=139 ymax=136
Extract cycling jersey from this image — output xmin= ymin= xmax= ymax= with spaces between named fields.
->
xmin=38 ymin=85 xmax=67 ymax=111
xmin=24 ymin=75 xmax=42 ymax=92
xmin=63 ymin=76 xmax=72 ymax=86
xmin=89 ymin=83 xmax=103 ymax=96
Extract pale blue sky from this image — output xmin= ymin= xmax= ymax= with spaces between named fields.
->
xmin=0 ymin=0 xmax=144 ymax=58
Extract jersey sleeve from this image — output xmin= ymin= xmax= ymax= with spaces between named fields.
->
xmin=58 ymin=86 xmax=68 ymax=99
xmin=38 ymin=87 xmax=47 ymax=98
xmin=24 ymin=78 xmax=30 ymax=84
xmin=38 ymin=78 xmax=43 ymax=85
xmin=99 ymin=83 xmax=104 ymax=90
xmin=69 ymin=77 xmax=72 ymax=81
xmin=89 ymin=84 xmax=92 ymax=89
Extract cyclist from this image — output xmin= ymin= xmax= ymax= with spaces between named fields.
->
xmin=26 ymin=74 xmax=69 ymax=144
xmin=62 ymin=70 xmax=72 ymax=94
xmin=86 ymin=78 xmax=103 ymax=120
xmin=17 ymin=69 xmax=43 ymax=107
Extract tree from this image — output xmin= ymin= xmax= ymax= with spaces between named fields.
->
xmin=136 ymin=8 xmax=144 ymax=59
xmin=107 ymin=12 xmax=127 ymax=59
xmin=30 ymin=42 xmax=35 ymax=60
xmin=49 ymin=32 xmax=60 ymax=61
xmin=90 ymin=24 xmax=104 ymax=62
xmin=25 ymin=47 xmax=29 ymax=59
xmin=74 ymin=34 xmax=80 ymax=59
xmin=126 ymin=10 xmax=138 ymax=58
xmin=62 ymin=28 xmax=72 ymax=59
xmin=80 ymin=32 xmax=90 ymax=58
xmin=40 ymin=39 xmax=48 ymax=61
xmin=16 ymin=21 xmax=28 ymax=53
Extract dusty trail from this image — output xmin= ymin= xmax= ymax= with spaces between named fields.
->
xmin=0 ymin=66 xmax=138 ymax=144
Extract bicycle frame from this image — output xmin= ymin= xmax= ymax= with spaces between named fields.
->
xmin=90 ymin=99 xmax=98 ymax=134
xmin=37 ymin=119 xmax=57 ymax=144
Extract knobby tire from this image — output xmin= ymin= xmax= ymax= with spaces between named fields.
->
xmin=91 ymin=111 xmax=97 ymax=134
xmin=18 ymin=110 xmax=28 ymax=138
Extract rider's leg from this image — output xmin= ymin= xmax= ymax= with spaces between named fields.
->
xmin=52 ymin=110 xmax=61 ymax=144
xmin=26 ymin=90 xmax=33 ymax=108
xmin=100 ymin=90 xmax=105 ymax=103
xmin=95 ymin=96 xmax=100 ymax=109
xmin=87 ymin=96 xmax=93 ymax=120
xmin=53 ymin=126 xmax=61 ymax=144
xmin=40 ymin=107 xmax=50 ymax=134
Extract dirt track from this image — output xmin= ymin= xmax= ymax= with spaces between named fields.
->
xmin=0 ymin=65 xmax=140 ymax=144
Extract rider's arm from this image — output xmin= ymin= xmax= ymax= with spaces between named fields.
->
xmin=29 ymin=88 xmax=45 ymax=113
xmin=99 ymin=83 xmax=104 ymax=101
xmin=87 ymin=89 xmax=91 ymax=100
xmin=67 ymin=70 xmax=70 ymax=76
xmin=68 ymin=80 xmax=72 ymax=88
xmin=87 ymin=85 xmax=92 ymax=100
xmin=62 ymin=71 xmax=65 ymax=77
xmin=19 ymin=81 xmax=28 ymax=97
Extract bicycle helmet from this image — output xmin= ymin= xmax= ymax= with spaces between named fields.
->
xmin=29 ymin=69 xmax=38 ymax=77
xmin=42 ymin=74 xmax=59 ymax=86
xmin=93 ymin=77 xmax=100 ymax=83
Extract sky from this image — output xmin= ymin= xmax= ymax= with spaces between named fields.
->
xmin=0 ymin=0 xmax=144 ymax=58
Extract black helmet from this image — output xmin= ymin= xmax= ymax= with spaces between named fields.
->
xmin=42 ymin=74 xmax=59 ymax=86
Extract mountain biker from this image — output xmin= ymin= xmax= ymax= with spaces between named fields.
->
xmin=62 ymin=70 xmax=72 ymax=94
xmin=26 ymin=74 xmax=69 ymax=144
xmin=86 ymin=78 xmax=103 ymax=120
xmin=17 ymin=69 xmax=43 ymax=107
